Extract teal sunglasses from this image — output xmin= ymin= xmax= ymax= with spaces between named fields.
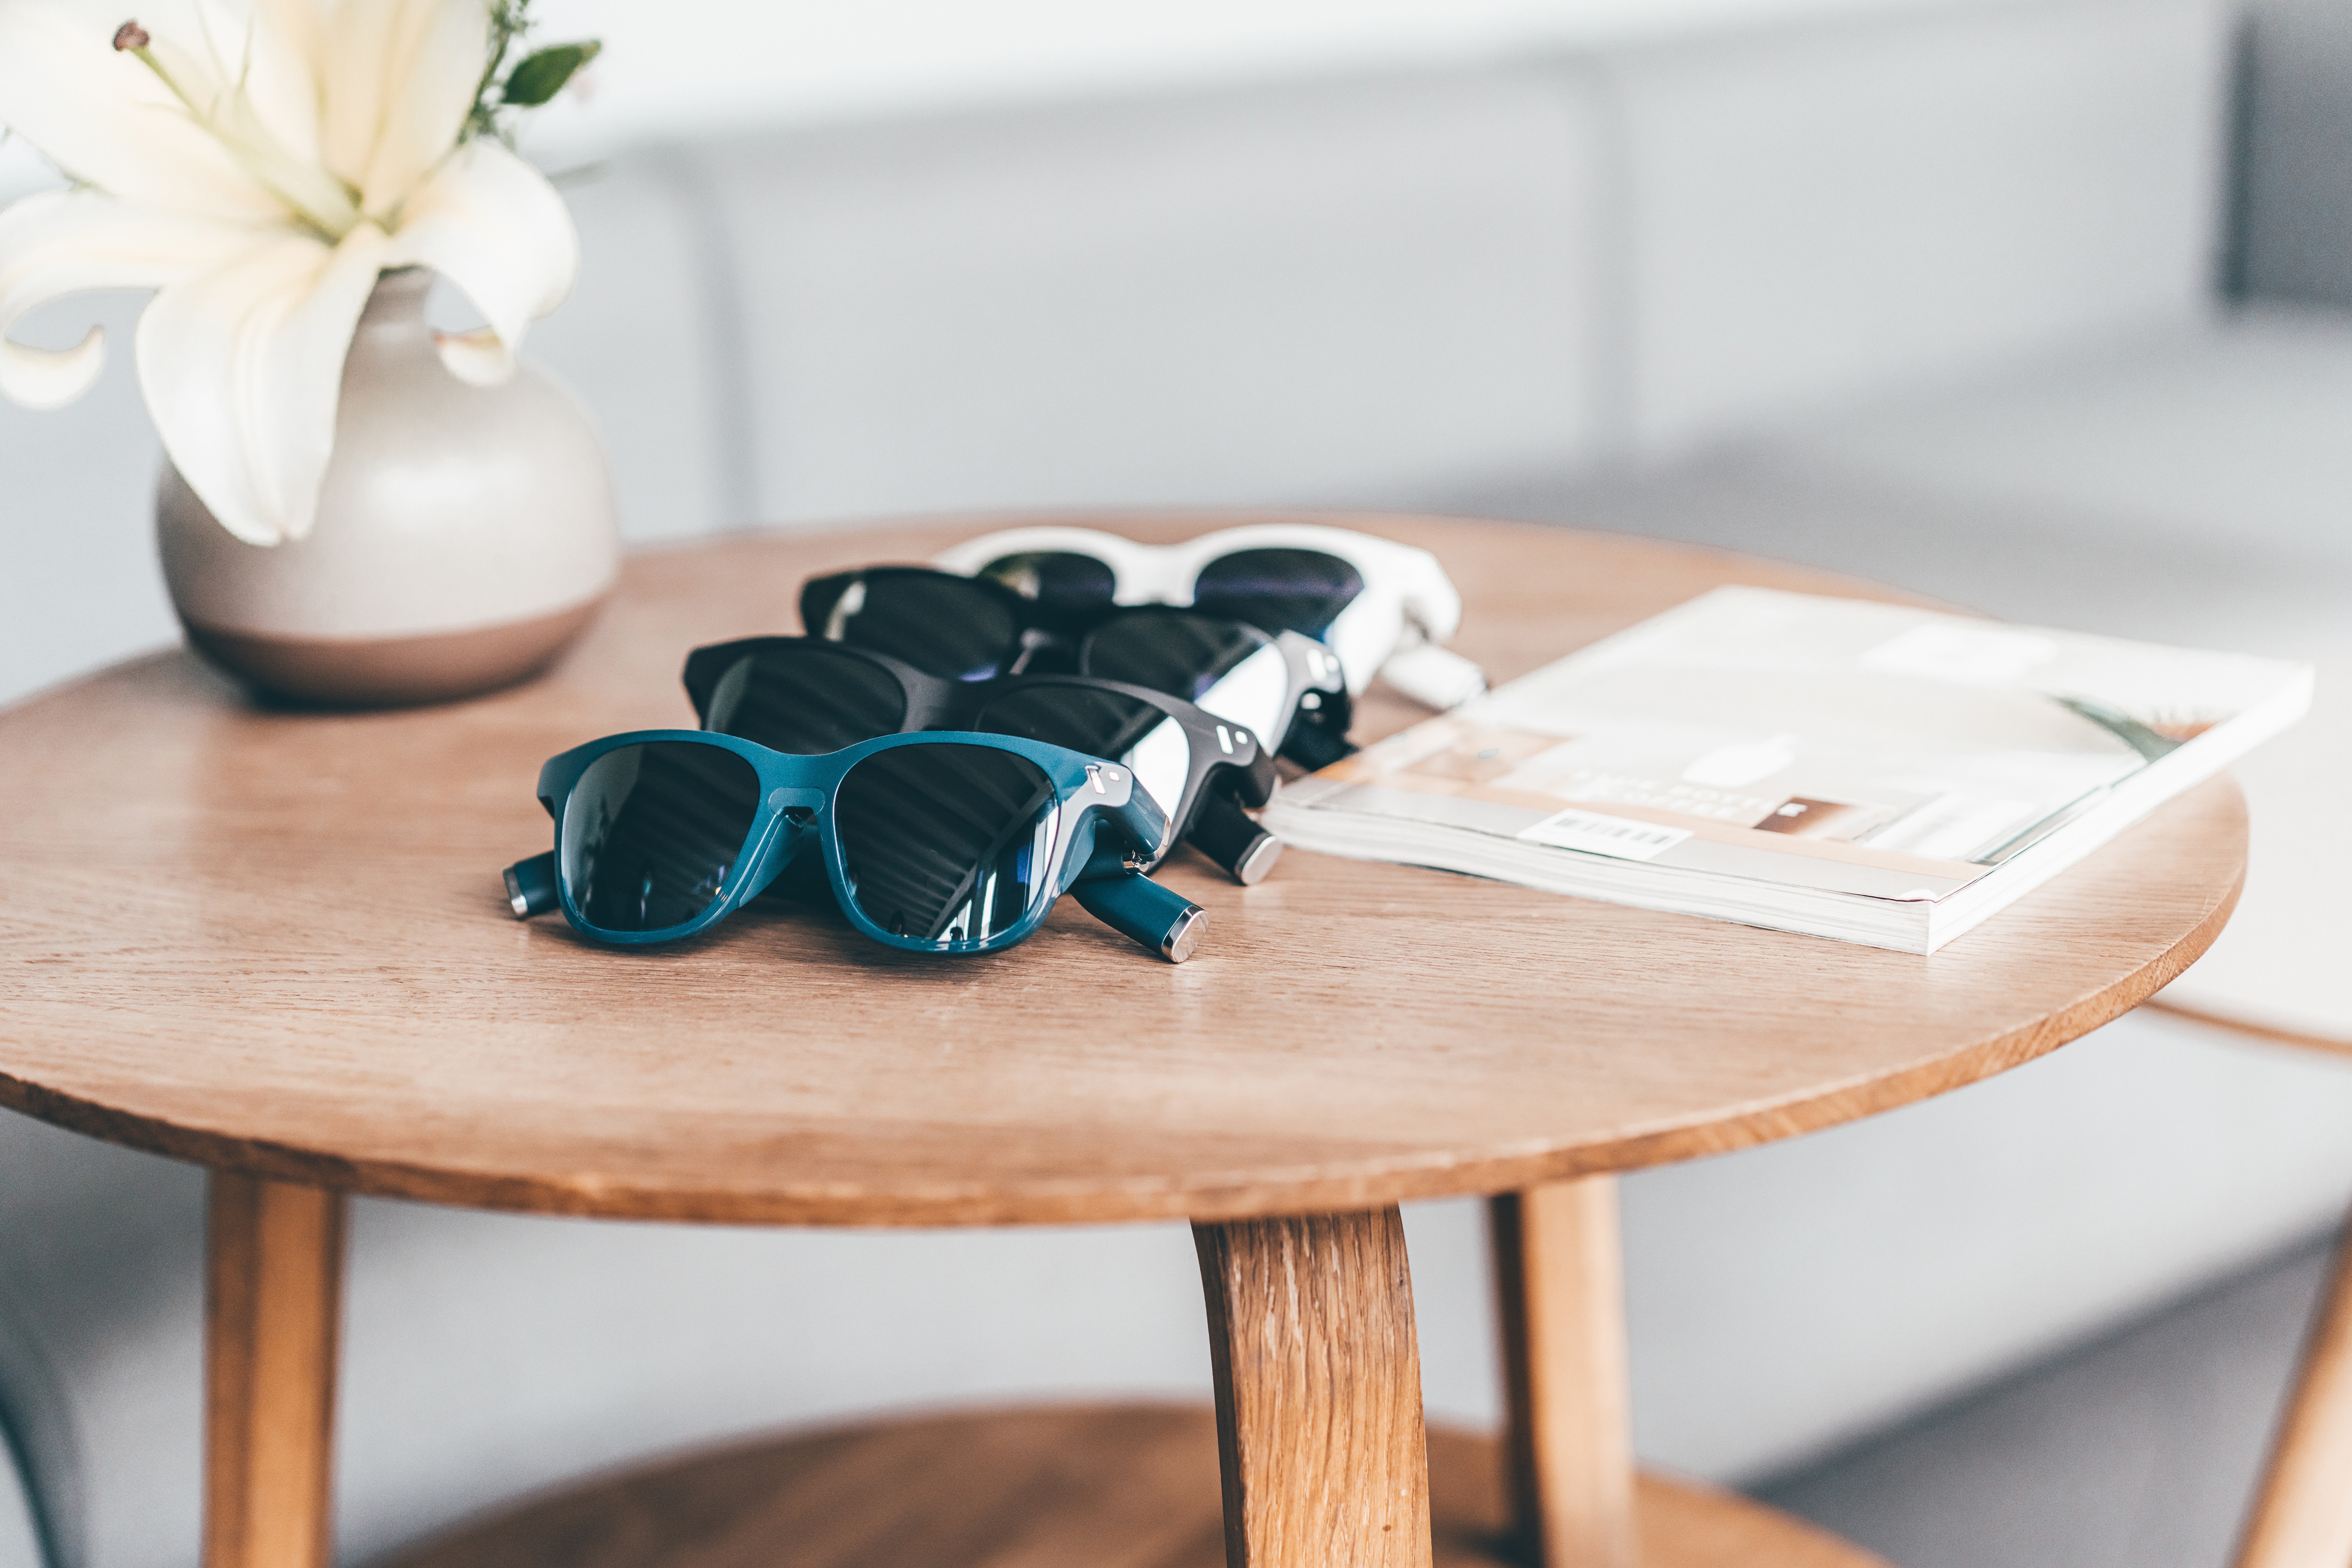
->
xmin=517 ymin=729 xmax=1206 ymax=962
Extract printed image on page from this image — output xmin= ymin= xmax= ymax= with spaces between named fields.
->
xmin=1302 ymin=588 xmax=2281 ymax=896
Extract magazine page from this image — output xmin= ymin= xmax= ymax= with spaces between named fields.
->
xmin=1282 ymin=587 xmax=2308 ymax=904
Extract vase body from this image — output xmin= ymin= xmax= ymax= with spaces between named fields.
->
xmin=159 ymin=268 xmax=619 ymax=707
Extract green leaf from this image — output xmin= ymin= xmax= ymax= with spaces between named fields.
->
xmin=501 ymin=40 xmax=601 ymax=108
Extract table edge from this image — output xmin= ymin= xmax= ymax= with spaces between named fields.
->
xmin=0 ymin=841 xmax=2241 ymax=1226
xmin=0 ymin=518 xmax=2250 ymax=1226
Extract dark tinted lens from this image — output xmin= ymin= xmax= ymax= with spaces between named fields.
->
xmin=974 ymin=685 xmax=1192 ymax=817
xmin=1080 ymin=611 xmax=1268 ymax=704
xmin=704 ymin=645 xmax=908 ymax=753
xmin=976 ymin=551 xmax=1119 ymax=629
xmin=560 ymin=742 xmax=763 ymax=933
xmin=801 ymin=570 xmax=1019 ymax=680
xmin=1191 ymin=548 xmax=1365 ymax=637
xmin=834 ymin=743 xmax=1060 ymax=946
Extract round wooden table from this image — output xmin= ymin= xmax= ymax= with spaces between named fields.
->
xmin=0 ymin=515 xmax=2246 ymax=1568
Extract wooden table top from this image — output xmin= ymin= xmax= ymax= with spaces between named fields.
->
xmin=0 ymin=514 xmax=2246 ymax=1227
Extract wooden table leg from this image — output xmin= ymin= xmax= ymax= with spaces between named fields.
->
xmin=1193 ymin=1207 xmax=1434 ymax=1568
xmin=1489 ymin=1178 xmax=1638 ymax=1568
xmin=2233 ymin=1208 xmax=2352 ymax=1568
xmin=205 ymin=1172 xmax=347 ymax=1568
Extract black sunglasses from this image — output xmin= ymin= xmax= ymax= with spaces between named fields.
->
xmin=681 ymin=636 xmax=1284 ymax=883
xmin=798 ymin=567 xmax=1357 ymax=771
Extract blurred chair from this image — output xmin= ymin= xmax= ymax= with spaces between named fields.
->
xmin=2233 ymin=1033 xmax=2352 ymax=1568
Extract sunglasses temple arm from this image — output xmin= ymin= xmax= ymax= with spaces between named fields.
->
xmin=1070 ymin=869 xmax=1207 ymax=963
xmin=502 ymin=852 xmax=561 ymax=919
xmin=1275 ymin=651 xmax=1358 ymax=771
xmin=1184 ymin=788 xmax=1285 ymax=886
xmin=1280 ymin=718 xmax=1358 ymax=772
xmin=1379 ymin=643 xmax=1487 ymax=711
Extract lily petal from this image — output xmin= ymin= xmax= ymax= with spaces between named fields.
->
xmin=142 ymin=15 xmax=357 ymax=235
xmin=168 ymin=0 xmax=346 ymax=220
xmin=136 ymin=221 xmax=389 ymax=544
xmin=0 ymin=0 xmax=283 ymax=223
xmin=0 ymin=186 xmax=255 ymax=407
xmin=431 ymin=325 xmax=512 ymax=387
xmin=385 ymin=137 xmax=574 ymax=358
xmin=316 ymin=0 xmax=485 ymax=218
xmin=252 ymin=0 xmax=323 ymax=81
xmin=197 ymin=0 xmax=326 ymax=169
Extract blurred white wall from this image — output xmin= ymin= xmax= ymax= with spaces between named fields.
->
xmin=516 ymin=0 xmax=2113 ymax=162
xmin=0 ymin=0 xmax=2069 ymax=213
xmin=0 ymin=0 xmax=2087 ymax=203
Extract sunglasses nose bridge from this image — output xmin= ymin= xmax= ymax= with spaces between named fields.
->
xmin=1007 ymin=626 xmax=1075 ymax=675
xmin=820 ymin=577 xmax=867 ymax=640
xmin=735 ymin=787 xmax=829 ymax=899
xmin=764 ymin=783 xmax=828 ymax=814
xmin=757 ymin=784 xmax=831 ymax=847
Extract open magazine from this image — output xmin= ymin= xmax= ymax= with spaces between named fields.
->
xmin=1264 ymin=587 xmax=2312 ymax=952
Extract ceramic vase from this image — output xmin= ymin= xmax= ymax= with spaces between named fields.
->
xmin=158 ymin=267 xmax=619 ymax=707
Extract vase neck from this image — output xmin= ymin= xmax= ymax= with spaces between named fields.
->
xmin=348 ymin=267 xmax=438 ymax=374
xmin=358 ymin=268 xmax=434 ymax=333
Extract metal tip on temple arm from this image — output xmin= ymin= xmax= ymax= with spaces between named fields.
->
xmin=1068 ymin=871 xmax=1205 ymax=962
xmin=1233 ymin=833 xmax=1285 ymax=886
xmin=502 ymin=852 xmax=561 ymax=919
xmin=1162 ymin=905 xmax=1208 ymax=964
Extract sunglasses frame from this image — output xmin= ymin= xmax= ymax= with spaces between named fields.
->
xmin=681 ymin=636 xmax=1282 ymax=878
xmin=533 ymin=728 xmax=1174 ymax=957
xmin=930 ymin=522 xmax=1485 ymax=708
xmin=1077 ymin=606 xmax=1357 ymax=773
xmin=795 ymin=568 xmax=1357 ymax=770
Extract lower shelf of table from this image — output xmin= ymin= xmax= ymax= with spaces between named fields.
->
xmin=385 ymin=1404 xmax=1889 ymax=1568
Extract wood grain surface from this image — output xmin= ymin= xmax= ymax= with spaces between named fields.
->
xmin=1491 ymin=1181 xmax=1636 ymax=1568
xmin=0 ymin=513 xmax=2246 ymax=1225
xmin=204 ymin=1174 xmax=344 ymax=1568
xmin=380 ymin=1405 xmax=1889 ymax=1568
xmin=2233 ymin=1217 xmax=2352 ymax=1568
xmin=1195 ymin=1209 xmax=1431 ymax=1567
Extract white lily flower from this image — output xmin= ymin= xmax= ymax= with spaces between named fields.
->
xmin=0 ymin=0 xmax=579 ymax=544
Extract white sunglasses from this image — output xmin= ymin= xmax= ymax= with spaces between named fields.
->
xmin=932 ymin=524 xmax=1486 ymax=711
